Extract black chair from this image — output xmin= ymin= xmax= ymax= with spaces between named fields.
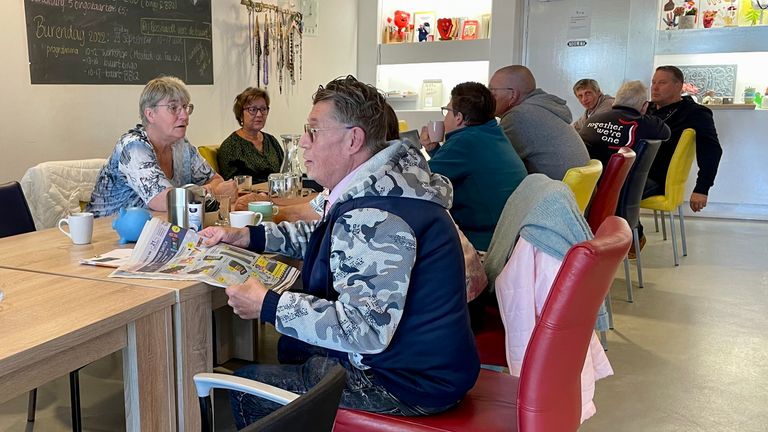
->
xmin=616 ymin=140 xmax=661 ymax=303
xmin=0 ymin=181 xmax=36 ymax=237
xmin=0 ymin=181 xmax=84 ymax=431
xmin=194 ymin=364 xmax=347 ymax=432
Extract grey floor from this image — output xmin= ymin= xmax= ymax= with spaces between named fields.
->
xmin=1 ymin=216 xmax=766 ymax=431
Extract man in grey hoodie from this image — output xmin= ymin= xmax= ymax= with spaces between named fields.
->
xmin=489 ymin=65 xmax=589 ymax=180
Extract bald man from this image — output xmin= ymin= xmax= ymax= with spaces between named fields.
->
xmin=489 ymin=65 xmax=589 ymax=180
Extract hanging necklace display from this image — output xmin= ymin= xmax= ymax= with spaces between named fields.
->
xmin=254 ymin=14 xmax=261 ymax=86
xmin=263 ymin=13 xmax=270 ymax=86
xmin=240 ymin=1 xmax=303 ymax=93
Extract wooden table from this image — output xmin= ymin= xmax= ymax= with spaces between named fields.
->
xmin=0 ymin=268 xmax=176 ymax=431
xmin=0 ymin=217 xmax=226 ymax=431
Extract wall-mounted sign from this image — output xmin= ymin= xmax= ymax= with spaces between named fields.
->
xmin=567 ymin=40 xmax=588 ymax=47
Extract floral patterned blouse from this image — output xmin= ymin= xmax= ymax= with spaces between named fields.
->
xmin=86 ymin=125 xmax=215 ymax=217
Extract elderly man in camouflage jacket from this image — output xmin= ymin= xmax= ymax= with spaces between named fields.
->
xmin=201 ymin=75 xmax=479 ymax=429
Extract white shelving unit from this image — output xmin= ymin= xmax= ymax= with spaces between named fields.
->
xmin=356 ymin=0 xmax=522 ymax=130
xmin=656 ymin=26 xmax=768 ymax=55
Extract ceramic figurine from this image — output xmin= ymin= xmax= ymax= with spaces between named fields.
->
xmin=112 ymin=207 xmax=152 ymax=244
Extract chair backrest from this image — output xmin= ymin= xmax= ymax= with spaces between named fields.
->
xmin=586 ymin=147 xmax=636 ymax=233
xmin=562 ymin=159 xmax=603 ymax=213
xmin=0 ymin=181 xmax=37 ymax=238
xmin=517 ymin=216 xmax=632 ymax=432
xmin=198 ymin=145 xmax=220 ymax=173
xmin=244 ymin=365 xmax=347 ymax=432
xmin=616 ymin=139 xmax=662 ymax=229
xmin=20 ymin=159 xmax=105 ymax=229
xmin=663 ymin=128 xmax=696 ymax=206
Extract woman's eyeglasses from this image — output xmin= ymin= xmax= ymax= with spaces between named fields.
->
xmin=441 ymin=106 xmax=456 ymax=116
xmin=155 ymin=103 xmax=194 ymax=116
xmin=244 ymin=106 xmax=270 ymax=115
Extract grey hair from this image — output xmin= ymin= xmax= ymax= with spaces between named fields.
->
xmin=312 ymin=75 xmax=389 ymax=154
xmin=573 ymin=78 xmax=602 ymax=95
xmin=614 ymin=80 xmax=648 ymax=111
xmin=139 ymin=76 xmax=191 ymax=125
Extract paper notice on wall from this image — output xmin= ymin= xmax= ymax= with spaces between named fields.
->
xmin=567 ymin=7 xmax=592 ymax=41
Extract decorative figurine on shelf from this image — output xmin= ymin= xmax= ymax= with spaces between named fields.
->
xmin=703 ymin=10 xmax=717 ymax=27
xmin=418 ymin=22 xmax=431 ymax=42
xmin=437 ymin=18 xmax=453 ymax=40
xmin=393 ymin=10 xmax=411 ymax=42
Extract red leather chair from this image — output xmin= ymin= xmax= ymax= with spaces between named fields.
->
xmin=334 ymin=217 xmax=632 ymax=432
xmin=585 ymin=147 xmax=634 ymax=337
xmin=586 ymin=147 xmax=636 ymax=233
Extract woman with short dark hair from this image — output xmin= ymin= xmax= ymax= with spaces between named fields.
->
xmin=217 ymin=87 xmax=284 ymax=182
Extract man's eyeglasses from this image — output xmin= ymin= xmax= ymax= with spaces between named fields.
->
xmin=244 ymin=106 xmax=270 ymax=115
xmin=155 ymin=103 xmax=194 ymax=116
xmin=489 ymin=87 xmax=514 ymax=93
xmin=441 ymin=106 xmax=456 ymax=116
xmin=303 ymin=124 xmax=354 ymax=142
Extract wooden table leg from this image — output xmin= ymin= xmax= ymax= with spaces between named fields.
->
xmin=124 ymin=307 xmax=176 ymax=431
xmin=174 ymin=292 xmax=213 ymax=431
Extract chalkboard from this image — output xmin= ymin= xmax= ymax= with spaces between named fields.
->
xmin=24 ymin=0 xmax=213 ymax=85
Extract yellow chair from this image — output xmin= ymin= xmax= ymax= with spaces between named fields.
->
xmin=397 ymin=120 xmax=409 ymax=133
xmin=562 ymin=159 xmax=603 ymax=213
xmin=640 ymin=128 xmax=696 ymax=266
xmin=198 ymin=145 xmax=220 ymax=173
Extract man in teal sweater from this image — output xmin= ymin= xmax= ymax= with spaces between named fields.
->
xmin=421 ymin=82 xmax=527 ymax=251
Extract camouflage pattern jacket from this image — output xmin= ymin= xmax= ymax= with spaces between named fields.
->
xmin=249 ymin=140 xmax=480 ymax=407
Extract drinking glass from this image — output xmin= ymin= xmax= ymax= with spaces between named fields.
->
xmin=213 ymin=194 xmax=231 ymax=226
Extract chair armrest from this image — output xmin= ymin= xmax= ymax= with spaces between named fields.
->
xmin=193 ymin=373 xmax=299 ymax=406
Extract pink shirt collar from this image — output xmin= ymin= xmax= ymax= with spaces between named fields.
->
xmin=325 ymin=164 xmax=367 ymax=213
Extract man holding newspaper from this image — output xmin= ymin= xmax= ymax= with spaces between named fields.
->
xmin=200 ymin=75 xmax=479 ymax=429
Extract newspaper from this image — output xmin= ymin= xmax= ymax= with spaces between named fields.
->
xmin=109 ymin=218 xmax=299 ymax=293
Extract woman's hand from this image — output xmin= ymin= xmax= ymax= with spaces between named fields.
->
xmin=212 ymin=180 xmax=238 ymax=199
xmin=420 ymin=126 xmax=439 ymax=152
xmin=198 ymin=226 xmax=251 ymax=248
xmin=226 ymin=278 xmax=269 ymax=320
xmin=234 ymin=191 xmax=270 ymax=211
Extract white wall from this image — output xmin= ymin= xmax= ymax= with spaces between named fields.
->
xmin=0 ymin=0 xmax=358 ymax=183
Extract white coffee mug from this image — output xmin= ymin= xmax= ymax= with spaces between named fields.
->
xmin=428 ymin=120 xmax=445 ymax=143
xmin=58 ymin=212 xmax=94 ymax=245
xmin=229 ymin=210 xmax=263 ymax=228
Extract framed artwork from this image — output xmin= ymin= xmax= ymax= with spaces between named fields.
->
xmin=413 ymin=11 xmax=436 ymax=42
xmin=301 ymin=0 xmax=319 ymax=37
xmin=462 ymin=19 xmax=479 ymax=40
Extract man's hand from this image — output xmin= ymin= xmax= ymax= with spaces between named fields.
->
xmin=198 ymin=226 xmax=251 ymax=247
xmin=226 ymin=279 xmax=269 ymax=320
xmin=690 ymin=192 xmax=708 ymax=212
xmin=420 ymin=126 xmax=439 ymax=152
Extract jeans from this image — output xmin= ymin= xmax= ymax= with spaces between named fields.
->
xmin=230 ymin=352 xmax=458 ymax=430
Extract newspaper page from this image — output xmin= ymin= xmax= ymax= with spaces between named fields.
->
xmin=109 ymin=218 xmax=299 ymax=293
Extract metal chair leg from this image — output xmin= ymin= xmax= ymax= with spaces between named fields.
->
xmin=669 ymin=210 xmax=679 ymax=266
xmin=653 ymin=210 xmax=659 ymax=232
xmin=678 ymin=205 xmax=688 ymax=256
xmin=605 ymin=293 xmax=614 ymax=330
xmin=661 ymin=211 xmax=667 ymax=240
xmin=27 ymin=389 xmax=37 ymax=422
xmin=70 ymin=370 xmax=82 ymax=432
xmin=623 ymin=257 xmax=633 ymax=303
xmin=634 ymin=227 xmax=645 ymax=288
